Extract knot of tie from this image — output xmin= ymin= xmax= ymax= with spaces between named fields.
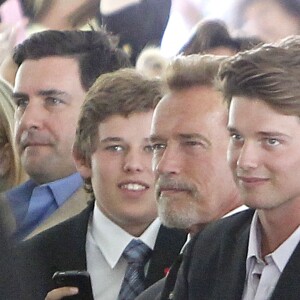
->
xmin=122 ymin=239 xmax=152 ymax=265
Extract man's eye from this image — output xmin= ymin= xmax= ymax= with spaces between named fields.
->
xmin=106 ymin=145 xmax=124 ymax=152
xmin=151 ymin=143 xmax=166 ymax=151
xmin=144 ymin=145 xmax=154 ymax=153
xmin=265 ymin=138 xmax=280 ymax=146
xmin=45 ymin=97 xmax=63 ymax=105
xmin=230 ymin=133 xmax=243 ymax=141
xmin=184 ymin=141 xmax=204 ymax=147
xmin=15 ymin=98 xmax=28 ymax=108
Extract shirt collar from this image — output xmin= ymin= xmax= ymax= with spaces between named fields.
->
xmin=90 ymin=204 xmax=161 ymax=268
xmin=47 ymin=172 xmax=83 ymax=206
xmin=7 ymin=173 xmax=83 ymax=207
xmin=272 ymin=225 xmax=300 ymax=272
xmin=246 ymin=211 xmax=300 ymax=272
xmin=224 ymin=205 xmax=249 ymax=218
xmin=247 ymin=211 xmax=261 ymax=261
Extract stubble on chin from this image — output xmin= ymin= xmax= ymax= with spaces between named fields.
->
xmin=157 ymin=195 xmax=201 ymax=230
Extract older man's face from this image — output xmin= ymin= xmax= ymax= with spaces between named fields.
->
xmin=151 ymin=86 xmax=238 ymax=231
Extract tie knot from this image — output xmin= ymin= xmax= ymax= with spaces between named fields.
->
xmin=123 ymin=239 xmax=151 ymax=264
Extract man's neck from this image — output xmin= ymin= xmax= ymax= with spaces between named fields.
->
xmin=258 ymin=203 xmax=300 ymax=257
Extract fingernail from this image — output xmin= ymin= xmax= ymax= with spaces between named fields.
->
xmin=69 ymin=287 xmax=79 ymax=294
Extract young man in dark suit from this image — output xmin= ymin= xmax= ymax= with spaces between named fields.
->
xmin=172 ymin=36 xmax=300 ymax=299
xmin=16 ymin=68 xmax=186 ymax=300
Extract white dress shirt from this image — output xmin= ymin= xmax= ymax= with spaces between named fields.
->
xmin=86 ymin=204 xmax=161 ymax=300
xmin=242 ymin=211 xmax=300 ymax=300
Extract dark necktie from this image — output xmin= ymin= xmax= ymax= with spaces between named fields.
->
xmin=118 ymin=239 xmax=152 ymax=300
xmin=160 ymin=253 xmax=183 ymax=300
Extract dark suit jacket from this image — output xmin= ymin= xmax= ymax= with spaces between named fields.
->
xmin=0 ymin=200 xmax=21 ymax=300
xmin=137 ymin=253 xmax=183 ymax=300
xmin=172 ymin=209 xmax=300 ymax=300
xmin=16 ymin=203 xmax=187 ymax=300
xmin=136 ymin=277 xmax=166 ymax=300
xmin=102 ymin=0 xmax=171 ymax=64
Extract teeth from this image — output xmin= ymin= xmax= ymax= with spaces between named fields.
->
xmin=122 ymin=183 xmax=146 ymax=191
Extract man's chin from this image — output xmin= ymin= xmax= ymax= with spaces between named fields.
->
xmin=158 ymin=208 xmax=193 ymax=230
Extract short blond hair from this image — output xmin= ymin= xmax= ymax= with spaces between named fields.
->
xmin=218 ymin=35 xmax=300 ymax=116
xmin=165 ymin=54 xmax=226 ymax=91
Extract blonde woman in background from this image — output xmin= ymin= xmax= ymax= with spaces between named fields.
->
xmin=0 ymin=78 xmax=26 ymax=192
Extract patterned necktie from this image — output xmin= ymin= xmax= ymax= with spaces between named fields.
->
xmin=118 ymin=239 xmax=152 ymax=300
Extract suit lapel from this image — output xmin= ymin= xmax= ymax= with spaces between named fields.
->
xmin=214 ymin=219 xmax=250 ymax=300
xmin=145 ymin=225 xmax=187 ymax=288
xmin=271 ymin=241 xmax=300 ymax=300
xmin=51 ymin=203 xmax=94 ymax=272
xmin=25 ymin=188 xmax=90 ymax=239
xmin=160 ymin=253 xmax=183 ymax=300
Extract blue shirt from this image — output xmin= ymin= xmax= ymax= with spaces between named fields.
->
xmin=6 ymin=172 xmax=84 ymax=240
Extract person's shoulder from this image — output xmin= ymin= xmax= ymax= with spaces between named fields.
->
xmin=18 ymin=203 xmax=93 ymax=252
xmin=192 ymin=209 xmax=254 ymax=246
xmin=207 ymin=208 xmax=253 ymax=232
xmin=5 ymin=180 xmax=35 ymax=201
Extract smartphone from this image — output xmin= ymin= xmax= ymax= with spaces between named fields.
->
xmin=52 ymin=270 xmax=94 ymax=300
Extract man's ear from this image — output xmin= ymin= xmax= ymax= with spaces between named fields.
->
xmin=72 ymin=147 xmax=92 ymax=179
xmin=0 ymin=143 xmax=11 ymax=177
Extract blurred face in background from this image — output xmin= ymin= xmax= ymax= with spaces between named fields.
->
xmin=242 ymin=0 xmax=300 ymax=42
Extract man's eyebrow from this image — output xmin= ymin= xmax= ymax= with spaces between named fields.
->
xmin=12 ymin=92 xmax=28 ymax=99
xmin=227 ymin=126 xmax=289 ymax=138
xmin=149 ymin=135 xmax=164 ymax=143
xmin=258 ymin=131 xmax=291 ymax=139
xmin=100 ymin=137 xmax=124 ymax=143
xmin=12 ymin=90 xmax=69 ymax=100
xmin=227 ymin=126 xmax=237 ymax=133
xmin=150 ymin=133 xmax=211 ymax=145
xmin=178 ymin=133 xmax=211 ymax=146
xmin=37 ymin=89 xmax=68 ymax=97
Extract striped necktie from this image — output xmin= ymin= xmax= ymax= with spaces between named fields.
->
xmin=118 ymin=239 xmax=152 ymax=300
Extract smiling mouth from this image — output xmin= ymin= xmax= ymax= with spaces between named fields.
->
xmin=238 ymin=177 xmax=269 ymax=184
xmin=119 ymin=183 xmax=148 ymax=191
xmin=25 ymin=143 xmax=47 ymax=147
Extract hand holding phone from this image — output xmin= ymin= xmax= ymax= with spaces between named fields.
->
xmin=52 ymin=271 xmax=94 ymax=300
xmin=45 ymin=286 xmax=79 ymax=300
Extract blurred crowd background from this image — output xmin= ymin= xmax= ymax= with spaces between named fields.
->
xmin=1 ymin=0 xmax=299 ymax=59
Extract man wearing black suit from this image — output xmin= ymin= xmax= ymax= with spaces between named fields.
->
xmin=0 ymin=199 xmax=21 ymax=300
xmin=16 ymin=69 xmax=186 ymax=300
xmin=137 ymin=54 xmax=245 ymax=300
xmin=172 ymin=36 xmax=300 ymax=299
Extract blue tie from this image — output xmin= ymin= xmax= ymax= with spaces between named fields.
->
xmin=118 ymin=239 xmax=152 ymax=300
